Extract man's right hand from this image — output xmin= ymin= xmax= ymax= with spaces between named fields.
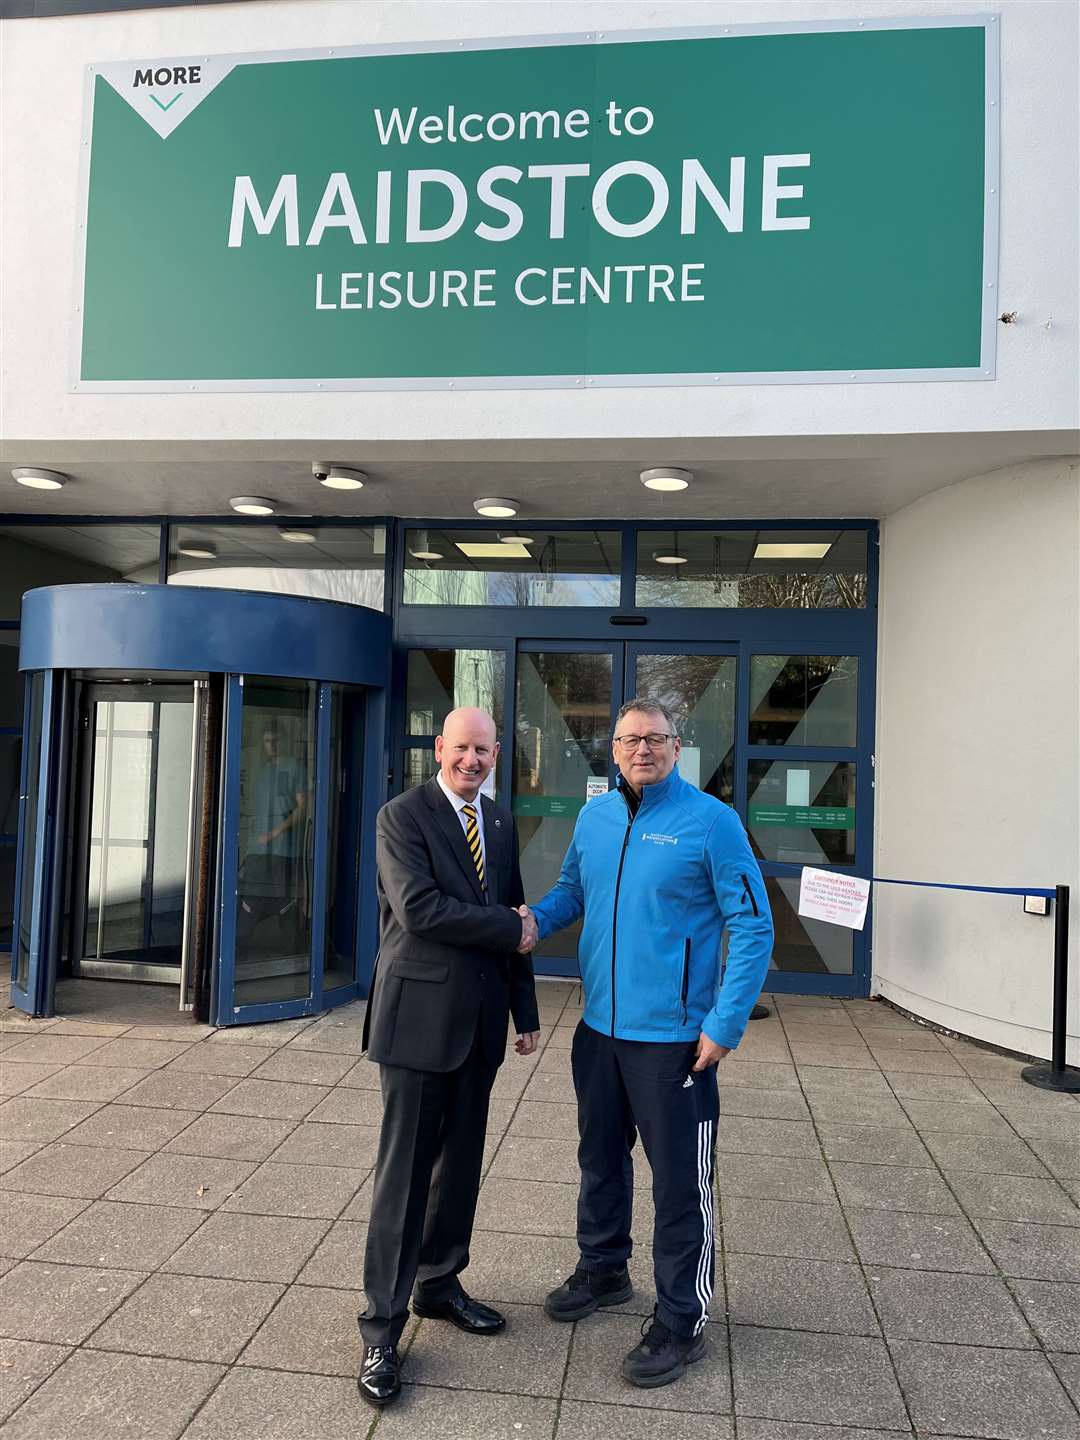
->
xmin=516 ymin=905 xmax=539 ymax=953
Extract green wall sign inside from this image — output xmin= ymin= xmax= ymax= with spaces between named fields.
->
xmin=77 ymin=19 xmax=998 ymax=391
xmin=513 ymin=796 xmax=585 ymax=819
xmin=749 ymin=805 xmax=856 ymax=830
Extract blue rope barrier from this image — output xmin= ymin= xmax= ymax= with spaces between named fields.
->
xmin=866 ymin=876 xmax=1056 ymax=899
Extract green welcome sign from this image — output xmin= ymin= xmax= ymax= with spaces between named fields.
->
xmin=77 ymin=18 xmax=998 ymax=392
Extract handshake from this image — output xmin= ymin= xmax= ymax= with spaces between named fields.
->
xmin=515 ymin=904 xmax=539 ymax=954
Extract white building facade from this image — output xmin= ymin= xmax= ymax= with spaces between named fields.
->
xmin=1 ymin=0 xmax=1077 ymax=1060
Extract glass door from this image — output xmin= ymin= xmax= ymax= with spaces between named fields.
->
xmin=408 ymin=636 xmax=870 ymax=993
xmin=73 ymin=683 xmax=201 ymax=989
xmin=742 ymin=652 xmax=868 ymax=989
xmin=511 ymin=644 xmax=622 ymax=971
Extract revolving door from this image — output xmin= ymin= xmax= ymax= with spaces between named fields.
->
xmin=11 ymin=584 xmax=389 ymax=1025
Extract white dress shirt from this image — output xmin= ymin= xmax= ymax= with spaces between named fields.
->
xmin=436 ymin=772 xmax=488 ymax=881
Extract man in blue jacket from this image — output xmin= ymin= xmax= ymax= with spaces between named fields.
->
xmin=525 ymin=697 xmax=773 ymax=1389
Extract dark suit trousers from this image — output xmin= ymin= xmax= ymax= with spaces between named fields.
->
xmin=359 ymin=1021 xmax=499 ymax=1348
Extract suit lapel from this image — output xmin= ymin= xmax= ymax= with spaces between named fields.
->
xmin=480 ymin=795 xmax=508 ymax=905
xmin=427 ymin=779 xmax=487 ymax=905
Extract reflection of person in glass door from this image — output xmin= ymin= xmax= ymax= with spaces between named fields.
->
xmin=238 ymin=726 xmax=308 ymax=950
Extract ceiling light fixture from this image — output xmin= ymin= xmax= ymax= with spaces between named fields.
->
xmin=456 ymin=542 xmax=532 ymax=560
xmin=278 ymin=528 xmax=317 ymax=544
xmin=177 ymin=541 xmax=218 ymax=560
xmin=12 ymin=467 xmax=67 ymax=491
xmin=652 ymin=533 xmax=688 ymax=565
xmin=229 ymin=496 xmax=276 ymax=516
xmin=754 ymin=542 xmax=832 ymax=560
xmin=473 ymin=497 xmax=519 ymax=519
xmin=408 ymin=530 xmax=443 ymax=560
xmin=320 ymin=465 xmax=366 ymax=491
xmin=640 ymin=467 xmax=692 ymax=493
xmin=498 ymin=533 xmax=535 ymax=545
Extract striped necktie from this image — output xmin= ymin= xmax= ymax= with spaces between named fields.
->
xmin=461 ymin=803 xmax=486 ymax=891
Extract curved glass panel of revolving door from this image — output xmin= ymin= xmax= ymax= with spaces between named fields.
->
xmin=234 ymin=679 xmax=317 ymax=1005
xmin=82 ymin=689 xmax=195 ymax=978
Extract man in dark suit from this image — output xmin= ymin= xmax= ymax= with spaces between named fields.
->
xmin=358 ymin=706 xmax=540 ymax=1408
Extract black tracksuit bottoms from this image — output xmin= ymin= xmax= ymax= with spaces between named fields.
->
xmin=572 ymin=1018 xmax=720 ymax=1338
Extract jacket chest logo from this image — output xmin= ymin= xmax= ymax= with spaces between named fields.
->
xmin=641 ymin=831 xmax=678 ymax=846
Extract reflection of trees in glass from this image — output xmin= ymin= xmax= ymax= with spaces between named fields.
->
xmin=749 ymin=655 xmax=858 ymax=747
xmin=514 ymin=652 xmax=612 ymax=797
xmin=403 ymin=533 xmax=620 ymax=608
xmin=738 ymin=571 xmax=866 ymax=609
xmin=637 ymin=570 xmax=866 ymax=610
xmin=400 ymin=566 xmax=490 ymax=607
xmin=406 ymin=649 xmax=505 ymax=735
xmin=634 ymin=654 xmax=736 ymax=804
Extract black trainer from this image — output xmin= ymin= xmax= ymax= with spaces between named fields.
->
xmin=544 ymin=1263 xmax=632 ymax=1321
xmin=621 ymin=1315 xmax=706 ymax=1388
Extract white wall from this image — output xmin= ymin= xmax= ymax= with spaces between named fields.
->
xmin=2 ymin=0 xmax=1077 ymax=449
xmin=874 ymin=456 xmax=1080 ymax=1061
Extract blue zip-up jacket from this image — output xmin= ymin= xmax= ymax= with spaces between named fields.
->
xmin=530 ymin=766 xmax=773 ymax=1050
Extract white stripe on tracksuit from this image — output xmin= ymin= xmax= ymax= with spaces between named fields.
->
xmin=693 ymin=1118 xmax=715 ymax=1335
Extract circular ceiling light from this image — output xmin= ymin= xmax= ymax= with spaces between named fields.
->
xmin=229 ymin=496 xmax=276 ymax=516
xmin=278 ymin=528 xmax=317 ymax=544
xmin=12 ymin=467 xmax=67 ymax=491
xmin=474 ymin=497 xmax=519 ymax=519
xmin=409 ymin=530 xmax=442 ymax=560
xmin=652 ymin=549 xmax=689 ymax=565
xmin=177 ymin=541 xmax=218 ymax=560
xmin=498 ymin=533 xmax=535 ymax=545
xmin=641 ymin=467 xmax=692 ymax=493
xmin=321 ymin=466 xmax=366 ymax=491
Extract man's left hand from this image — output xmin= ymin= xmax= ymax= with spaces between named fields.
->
xmin=514 ymin=1030 xmax=541 ymax=1056
xmin=692 ymin=1033 xmax=731 ymax=1071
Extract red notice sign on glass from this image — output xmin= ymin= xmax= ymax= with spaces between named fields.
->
xmin=798 ymin=867 xmax=871 ymax=930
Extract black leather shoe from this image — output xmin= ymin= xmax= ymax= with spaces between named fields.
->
xmin=412 ymin=1290 xmax=506 ymax=1334
xmin=544 ymin=1263 xmax=633 ymax=1321
xmin=358 ymin=1343 xmax=401 ymax=1407
xmin=621 ymin=1315 xmax=706 ymax=1388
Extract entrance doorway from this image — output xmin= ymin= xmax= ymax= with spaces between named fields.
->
xmin=67 ymin=679 xmax=216 ymax=1012
xmin=398 ymin=638 xmax=871 ymax=993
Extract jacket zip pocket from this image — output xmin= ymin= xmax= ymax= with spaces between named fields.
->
xmin=609 ymin=816 xmax=634 ymax=1036
xmin=740 ymin=873 xmax=760 ymax=917
xmin=680 ymin=939 xmax=691 ymax=1024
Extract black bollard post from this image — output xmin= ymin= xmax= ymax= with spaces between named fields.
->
xmin=1022 ymin=885 xmax=1080 ymax=1093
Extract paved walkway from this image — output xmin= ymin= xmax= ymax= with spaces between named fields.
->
xmin=1 ymin=982 xmax=1078 ymax=1439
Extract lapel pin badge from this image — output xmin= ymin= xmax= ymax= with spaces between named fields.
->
xmin=495 ymin=818 xmax=502 ymax=828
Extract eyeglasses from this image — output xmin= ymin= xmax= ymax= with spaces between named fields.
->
xmin=613 ymin=732 xmax=676 ymax=750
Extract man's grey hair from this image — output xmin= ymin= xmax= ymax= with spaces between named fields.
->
xmin=614 ymin=697 xmax=679 ymax=737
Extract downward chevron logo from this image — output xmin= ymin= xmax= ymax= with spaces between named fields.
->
xmin=150 ymin=94 xmax=182 ymax=112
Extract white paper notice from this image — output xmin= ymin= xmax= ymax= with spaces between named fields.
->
xmin=798 ymin=867 xmax=871 ymax=930
xmin=786 ymin=768 xmax=811 ymax=806
xmin=679 ymin=746 xmax=702 ymax=789
xmin=585 ymin=777 xmax=609 ymax=803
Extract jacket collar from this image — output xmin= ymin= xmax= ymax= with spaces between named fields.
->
xmin=617 ymin=764 xmax=683 ymax=812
